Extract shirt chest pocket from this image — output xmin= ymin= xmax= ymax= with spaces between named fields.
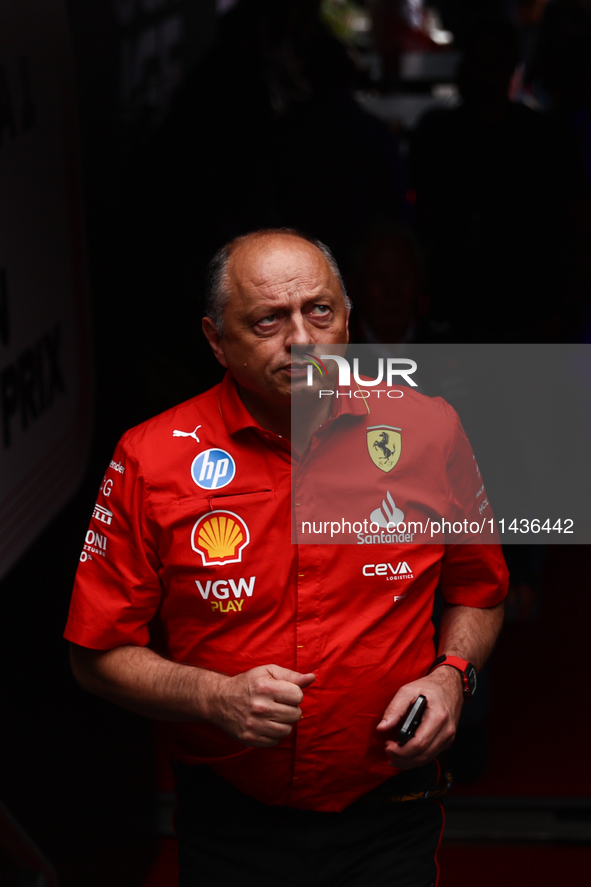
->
xmin=156 ymin=488 xmax=283 ymax=581
xmin=200 ymin=488 xmax=283 ymax=565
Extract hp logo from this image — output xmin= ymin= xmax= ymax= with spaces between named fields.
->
xmin=191 ymin=449 xmax=236 ymax=490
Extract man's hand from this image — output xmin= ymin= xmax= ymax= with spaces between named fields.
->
xmin=376 ymin=601 xmax=505 ymax=769
xmin=376 ymin=666 xmax=464 ymax=770
xmin=207 ymin=665 xmax=316 ymax=748
xmin=70 ymin=644 xmax=314 ymax=745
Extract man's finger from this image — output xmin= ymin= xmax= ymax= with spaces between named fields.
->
xmin=291 ymin=672 xmax=316 ymax=689
xmin=272 ymin=682 xmax=306 ymax=706
xmin=383 ymin=729 xmax=440 ymax=768
xmin=376 ymin=690 xmax=416 ymax=732
xmin=265 ymin=664 xmax=315 ymax=687
xmin=261 ymin=701 xmax=303 ymax=723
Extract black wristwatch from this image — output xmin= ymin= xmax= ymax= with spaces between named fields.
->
xmin=428 ymin=654 xmax=477 ymax=701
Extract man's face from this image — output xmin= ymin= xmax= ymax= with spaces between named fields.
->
xmin=203 ymin=234 xmax=349 ymax=410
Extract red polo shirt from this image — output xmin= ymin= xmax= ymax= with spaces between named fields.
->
xmin=65 ymin=372 xmax=508 ymax=812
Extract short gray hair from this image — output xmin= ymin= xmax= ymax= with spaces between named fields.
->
xmin=204 ymin=228 xmax=351 ymax=334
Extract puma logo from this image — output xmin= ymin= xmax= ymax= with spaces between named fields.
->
xmin=172 ymin=425 xmax=202 ymax=442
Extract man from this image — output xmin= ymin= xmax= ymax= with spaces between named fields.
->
xmin=66 ymin=229 xmax=507 ymax=886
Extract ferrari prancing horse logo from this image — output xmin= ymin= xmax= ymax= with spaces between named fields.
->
xmin=367 ymin=426 xmax=402 ymax=472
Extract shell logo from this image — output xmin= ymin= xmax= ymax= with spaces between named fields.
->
xmin=191 ymin=510 xmax=250 ymax=566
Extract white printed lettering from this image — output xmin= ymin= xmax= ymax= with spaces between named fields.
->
xmin=228 ymin=577 xmax=256 ymax=598
xmin=196 ymin=577 xmax=256 ymax=601
xmin=212 ymin=580 xmax=230 ymax=599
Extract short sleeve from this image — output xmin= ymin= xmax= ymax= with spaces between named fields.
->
xmin=444 ymin=410 xmax=497 ymax=539
xmin=64 ymin=433 xmax=163 ymax=649
xmin=439 ymin=408 xmax=509 ymax=606
xmin=439 ymin=543 xmax=509 ymax=607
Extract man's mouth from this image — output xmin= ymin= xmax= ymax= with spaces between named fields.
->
xmin=281 ymin=363 xmax=308 ymax=378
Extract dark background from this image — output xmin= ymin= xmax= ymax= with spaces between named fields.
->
xmin=2 ymin=1 xmax=591 ymax=884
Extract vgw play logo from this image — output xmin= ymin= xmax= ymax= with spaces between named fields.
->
xmin=303 ymin=353 xmax=418 ymax=398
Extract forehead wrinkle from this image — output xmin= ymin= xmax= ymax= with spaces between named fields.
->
xmin=254 ymin=277 xmax=329 ymax=299
xmin=240 ymin=268 xmax=333 ymax=301
xmin=245 ymin=275 xmax=304 ymax=299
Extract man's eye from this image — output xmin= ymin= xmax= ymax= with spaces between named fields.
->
xmin=311 ymin=305 xmax=330 ymax=316
xmin=257 ymin=314 xmax=277 ymax=326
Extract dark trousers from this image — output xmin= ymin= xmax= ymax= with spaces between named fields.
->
xmin=174 ymin=763 xmax=444 ymax=887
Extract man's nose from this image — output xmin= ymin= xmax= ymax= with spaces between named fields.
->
xmin=285 ymin=313 xmax=309 ymax=347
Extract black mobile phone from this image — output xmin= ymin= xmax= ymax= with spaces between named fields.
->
xmin=396 ymin=695 xmax=427 ymax=746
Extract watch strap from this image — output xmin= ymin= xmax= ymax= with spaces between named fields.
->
xmin=428 ymin=654 xmax=477 ymax=701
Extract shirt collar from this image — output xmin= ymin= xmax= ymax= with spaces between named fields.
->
xmin=218 ymin=371 xmax=262 ymax=436
xmin=218 ymin=370 xmax=370 ymax=438
xmin=329 ymin=382 xmax=372 ymax=420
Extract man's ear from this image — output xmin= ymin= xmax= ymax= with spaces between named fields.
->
xmin=202 ymin=317 xmax=228 ymax=368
